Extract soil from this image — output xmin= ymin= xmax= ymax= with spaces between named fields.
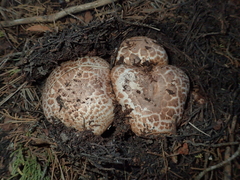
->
xmin=0 ymin=0 xmax=239 ymax=180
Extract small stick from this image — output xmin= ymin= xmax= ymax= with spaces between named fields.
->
xmin=183 ymin=140 xmax=239 ymax=148
xmin=194 ymin=145 xmax=240 ymax=180
xmin=0 ymin=0 xmax=117 ymax=27
xmin=188 ymin=122 xmax=211 ymax=137
xmin=0 ymin=81 xmax=28 ymax=106
xmin=224 ymin=146 xmax=231 ymax=180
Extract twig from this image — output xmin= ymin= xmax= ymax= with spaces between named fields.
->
xmin=168 ymin=169 xmax=183 ymax=179
xmin=229 ymin=115 xmax=240 ymax=173
xmin=61 ymin=8 xmax=87 ymax=26
xmin=0 ymin=109 xmax=36 ymax=122
xmin=88 ymin=158 xmax=114 ymax=171
xmin=224 ymin=146 xmax=231 ymax=180
xmin=0 ymin=81 xmax=28 ymax=106
xmin=0 ymin=52 xmax=22 ymax=69
xmin=119 ymin=19 xmax=160 ymax=31
xmin=194 ymin=145 xmax=240 ymax=180
xmin=0 ymin=0 xmax=117 ymax=27
xmin=203 ymin=151 xmax=210 ymax=180
xmin=188 ymin=122 xmax=211 ymax=137
xmin=183 ymin=140 xmax=239 ymax=148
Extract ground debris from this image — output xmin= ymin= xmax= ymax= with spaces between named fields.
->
xmin=0 ymin=0 xmax=240 ymax=179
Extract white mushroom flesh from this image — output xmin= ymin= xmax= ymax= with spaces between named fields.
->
xmin=111 ymin=64 xmax=190 ymax=136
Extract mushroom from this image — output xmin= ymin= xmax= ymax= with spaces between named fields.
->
xmin=111 ymin=64 xmax=189 ymax=136
xmin=42 ymin=56 xmax=115 ymax=135
xmin=111 ymin=36 xmax=190 ymax=136
xmin=116 ymin=36 xmax=168 ymax=66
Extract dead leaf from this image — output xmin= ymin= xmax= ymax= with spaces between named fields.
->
xmin=84 ymin=11 xmax=93 ymax=24
xmin=29 ymin=137 xmax=53 ymax=146
xmin=0 ymin=122 xmax=17 ymax=131
xmin=171 ymin=155 xmax=178 ymax=164
xmin=178 ymin=143 xmax=189 ymax=155
xmin=27 ymin=25 xmax=52 ymax=32
xmin=8 ymin=33 xmax=19 ymax=45
xmin=0 ymin=117 xmax=17 ymax=131
xmin=192 ymin=86 xmax=206 ymax=105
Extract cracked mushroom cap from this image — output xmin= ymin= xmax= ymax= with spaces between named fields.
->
xmin=116 ymin=36 xmax=168 ymax=66
xmin=42 ymin=56 xmax=115 ymax=135
xmin=111 ymin=64 xmax=190 ymax=136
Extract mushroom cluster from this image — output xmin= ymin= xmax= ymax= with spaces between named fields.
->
xmin=42 ymin=36 xmax=190 ymax=136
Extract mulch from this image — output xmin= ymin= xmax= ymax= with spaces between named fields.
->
xmin=0 ymin=0 xmax=239 ymax=179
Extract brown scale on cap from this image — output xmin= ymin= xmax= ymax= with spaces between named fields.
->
xmin=42 ymin=36 xmax=190 ymax=137
xmin=111 ymin=64 xmax=190 ymax=136
xmin=111 ymin=36 xmax=190 ymax=136
xmin=116 ymin=36 xmax=168 ymax=66
xmin=42 ymin=56 xmax=115 ymax=135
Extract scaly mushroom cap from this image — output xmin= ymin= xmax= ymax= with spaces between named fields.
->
xmin=42 ymin=56 xmax=115 ymax=135
xmin=116 ymin=36 xmax=168 ymax=66
xmin=111 ymin=64 xmax=189 ymax=136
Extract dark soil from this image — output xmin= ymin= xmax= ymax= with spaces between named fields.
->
xmin=0 ymin=0 xmax=239 ymax=180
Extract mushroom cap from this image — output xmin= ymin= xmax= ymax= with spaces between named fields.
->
xmin=42 ymin=56 xmax=115 ymax=135
xmin=116 ymin=36 xmax=168 ymax=66
xmin=111 ymin=64 xmax=189 ymax=136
